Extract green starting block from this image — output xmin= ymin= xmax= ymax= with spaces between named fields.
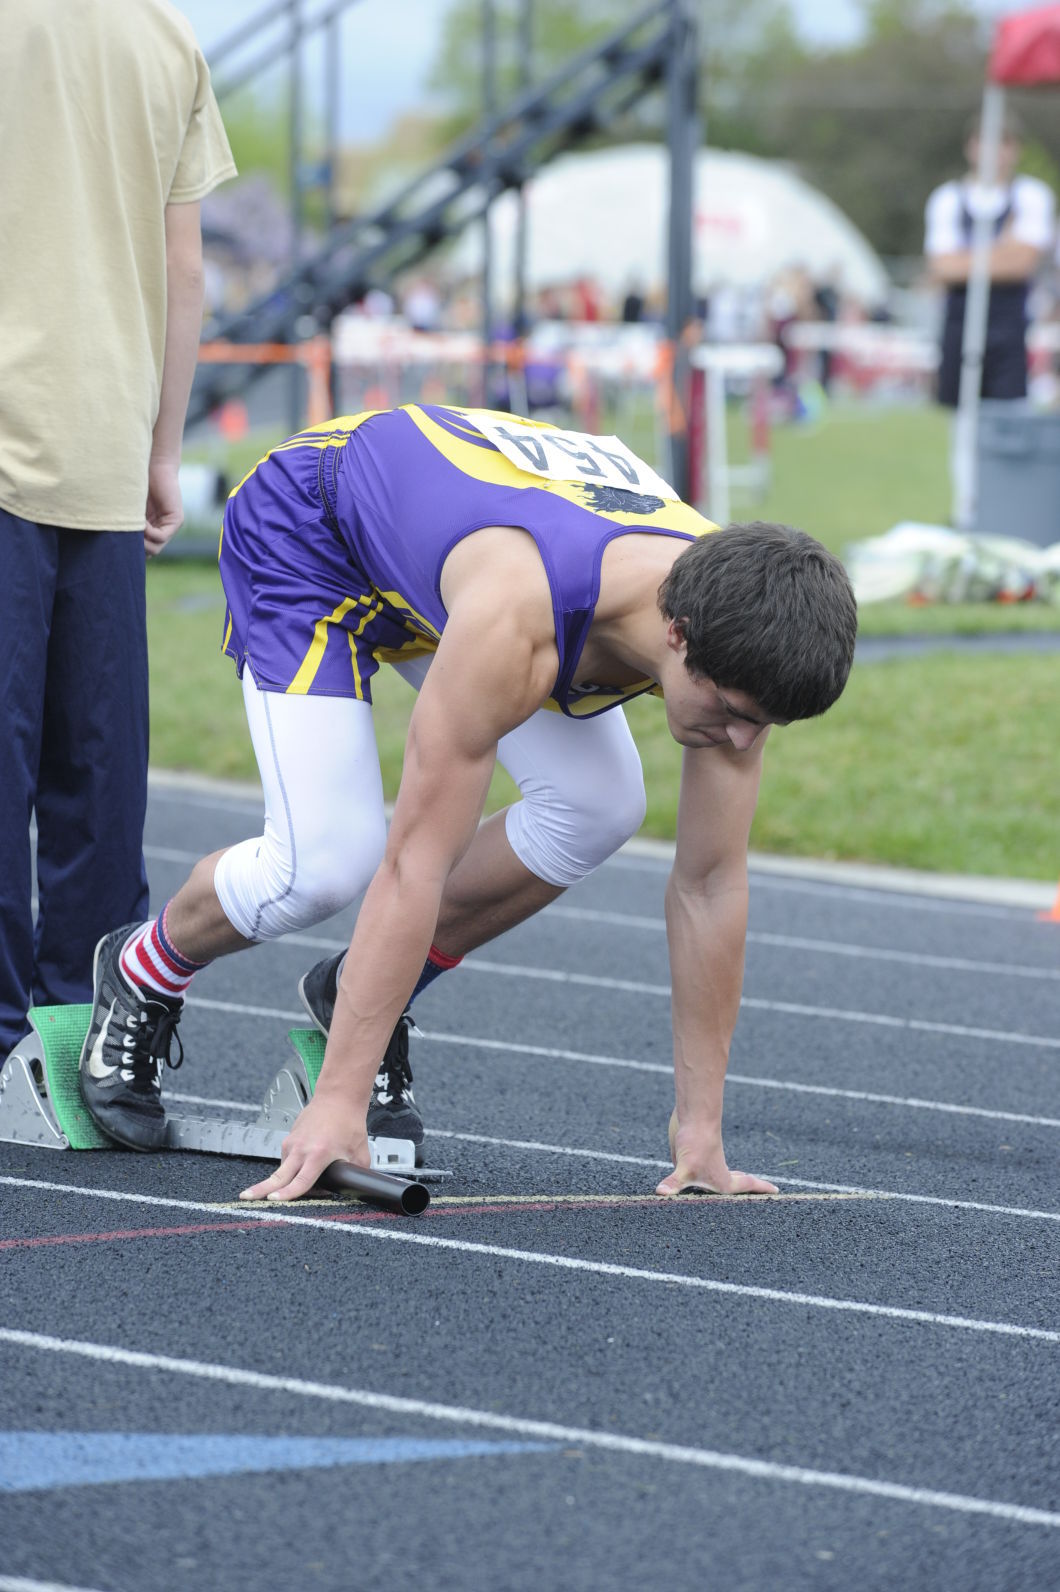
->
xmin=0 ymin=1005 xmax=449 ymax=1183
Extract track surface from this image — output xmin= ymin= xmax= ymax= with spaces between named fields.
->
xmin=2 ymin=784 xmax=1058 ymax=1592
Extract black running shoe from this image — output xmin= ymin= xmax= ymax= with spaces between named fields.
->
xmin=366 ymin=1012 xmax=424 ymax=1155
xmin=78 ymin=924 xmax=184 ymax=1150
xmin=297 ymin=950 xmax=346 ymax=1035
xmin=298 ymin=952 xmax=425 ymax=1157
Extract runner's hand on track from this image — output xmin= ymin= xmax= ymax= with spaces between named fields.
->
xmin=655 ymin=1108 xmax=778 ymax=1198
xmin=239 ymin=1092 xmax=370 ymax=1202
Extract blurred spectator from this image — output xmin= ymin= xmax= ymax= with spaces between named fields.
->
xmin=364 ymin=286 xmax=397 ymax=318
xmin=924 ymin=110 xmax=1055 ymax=406
xmin=403 ymin=276 xmax=442 ymax=333
xmin=767 ymin=266 xmax=814 ymax=412
xmin=812 ymin=270 xmax=841 ymax=393
xmin=572 ymin=276 xmax=603 ymax=323
xmin=621 ymin=280 xmax=646 ymax=324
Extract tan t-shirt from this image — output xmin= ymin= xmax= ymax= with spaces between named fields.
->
xmin=0 ymin=0 xmax=237 ymax=530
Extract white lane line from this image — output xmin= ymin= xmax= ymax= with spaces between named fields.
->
xmin=2 ymin=1328 xmax=1057 ymax=1531
xmin=610 ymin=853 xmax=1039 ymax=916
xmin=0 ymin=1580 xmax=108 ymax=1592
xmin=412 ymin=1030 xmax=1060 ymax=1131
xmin=1 ymin=1175 xmax=1057 ymax=1344
xmin=180 ymin=1000 xmax=1060 ymax=1131
xmin=143 ymin=824 xmax=1046 ymax=916
xmin=460 ymin=960 xmax=1060 ymax=1052
xmin=747 ymin=874 xmax=1036 ymax=919
xmin=142 ymin=844 xmax=206 ymax=865
xmin=185 ymin=964 xmax=1060 ymax=1055
xmin=162 ymin=897 xmax=1058 ymax=988
xmin=548 ymin=906 xmax=1060 ymax=983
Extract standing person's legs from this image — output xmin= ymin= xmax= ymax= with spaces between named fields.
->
xmin=982 ymin=337 xmax=1028 ymax=401
xmin=0 ymin=511 xmax=56 ymax=1053
xmin=33 ymin=529 xmax=149 ymax=1012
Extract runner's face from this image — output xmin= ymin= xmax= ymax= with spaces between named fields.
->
xmin=660 ymin=627 xmax=778 ymax=750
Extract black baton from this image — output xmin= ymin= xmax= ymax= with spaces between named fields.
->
xmin=320 ymin=1159 xmax=430 ymax=1215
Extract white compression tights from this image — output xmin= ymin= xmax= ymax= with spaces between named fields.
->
xmin=213 ymin=661 xmax=647 ymax=943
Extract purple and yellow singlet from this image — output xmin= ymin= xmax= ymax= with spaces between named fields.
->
xmin=219 ymin=404 xmax=715 ymax=717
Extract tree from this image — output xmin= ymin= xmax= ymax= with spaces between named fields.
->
xmin=427 ymin=0 xmax=803 ymax=142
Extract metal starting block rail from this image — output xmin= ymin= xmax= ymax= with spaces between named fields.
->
xmin=0 ymin=1006 xmax=451 ymax=1214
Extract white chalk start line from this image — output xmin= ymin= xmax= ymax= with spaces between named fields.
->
xmin=163 ymin=1080 xmax=1060 ymax=1225
xmin=1 ymin=1175 xmax=1057 ymax=1347
xmin=0 ymin=1327 xmax=1057 ymax=1531
xmin=161 ymin=1091 xmax=1060 ymax=1227
xmin=416 ymin=1124 xmax=1060 ymax=1227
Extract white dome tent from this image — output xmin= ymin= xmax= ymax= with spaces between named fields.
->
xmin=454 ymin=143 xmax=890 ymax=308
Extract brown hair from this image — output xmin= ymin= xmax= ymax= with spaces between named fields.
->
xmin=657 ymin=522 xmax=857 ymax=721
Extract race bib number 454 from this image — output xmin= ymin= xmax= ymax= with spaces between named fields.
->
xmin=471 ymin=413 xmax=679 ymax=501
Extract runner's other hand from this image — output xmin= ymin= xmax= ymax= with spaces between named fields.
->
xmin=239 ymin=1092 xmax=370 ymax=1202
xmin=655 ymin=1109 xmax=778 ymax=1198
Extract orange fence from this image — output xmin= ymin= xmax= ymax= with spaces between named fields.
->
xmin=195 ymin=328 xmax=773 ymax=517
xmin=198 ymin=338 xmax=334 ymax=429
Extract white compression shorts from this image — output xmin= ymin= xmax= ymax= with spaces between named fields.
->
xmin=213 ymin=657 xmax=647 ymax=943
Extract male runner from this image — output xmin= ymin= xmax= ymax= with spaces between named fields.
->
xmin=78 ymin=404 xmax=857 ymax=1201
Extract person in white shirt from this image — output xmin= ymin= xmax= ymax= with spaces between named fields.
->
xmin=924 ymin=111 xmax=1055 ymax=406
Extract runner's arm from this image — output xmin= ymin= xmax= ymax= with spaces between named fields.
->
xmin=657 ymin=738 xmax=777 ymax=1197
xmin=240 ymin=563 xmax=558 ymax=1201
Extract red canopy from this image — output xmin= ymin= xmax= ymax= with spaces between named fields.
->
xmin=990 ymin=3 xmax=1060 ymax=85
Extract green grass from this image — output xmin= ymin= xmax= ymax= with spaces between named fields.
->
xmin=154 ymin=404 xmax=1059 ymax=880
xmin=625 ymin=655 xmax=1057 ymax=880
xmin=750 ymin=402 xmax=955 ymax=552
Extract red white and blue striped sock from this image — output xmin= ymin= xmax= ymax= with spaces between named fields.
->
xmin=410 ymin=944 xmax=462 ymax=1003
xmin=120 ymin=905 xmax=206 ymax=1002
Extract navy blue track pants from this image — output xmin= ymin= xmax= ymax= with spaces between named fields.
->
xmin=0 ymin=509 xmax=150 ymax=1052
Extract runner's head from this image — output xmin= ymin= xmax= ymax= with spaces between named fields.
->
xmin=657 ymin=522 xmax=857 ymax=722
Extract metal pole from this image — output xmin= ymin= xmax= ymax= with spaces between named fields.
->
xmin=481 ymin=0 xmax=497 ymax=403
xmin=952 ymin=82 xmax=1005 ymax=531
xmin=288 ymin=0 xmax=305 ymax=431
xmin=664 ymin=0 xmax=698 ymax=499
xmin=514 ymin=0 xmax=533 ymax=339
xmin=325 ymin=9 xmax=341 ymax=232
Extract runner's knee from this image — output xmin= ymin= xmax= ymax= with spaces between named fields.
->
xmin=506 ymin=766 xmax=646 ymax=887
xmin=213 ymin=811 xmax=386 ymax=941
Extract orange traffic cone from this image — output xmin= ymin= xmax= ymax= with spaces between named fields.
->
xmin=1037 ymin=880 xmax=1060 ymax=923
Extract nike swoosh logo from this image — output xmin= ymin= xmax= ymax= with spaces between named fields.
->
xmin=86 ymin=999 xmax=119 ymax=1078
